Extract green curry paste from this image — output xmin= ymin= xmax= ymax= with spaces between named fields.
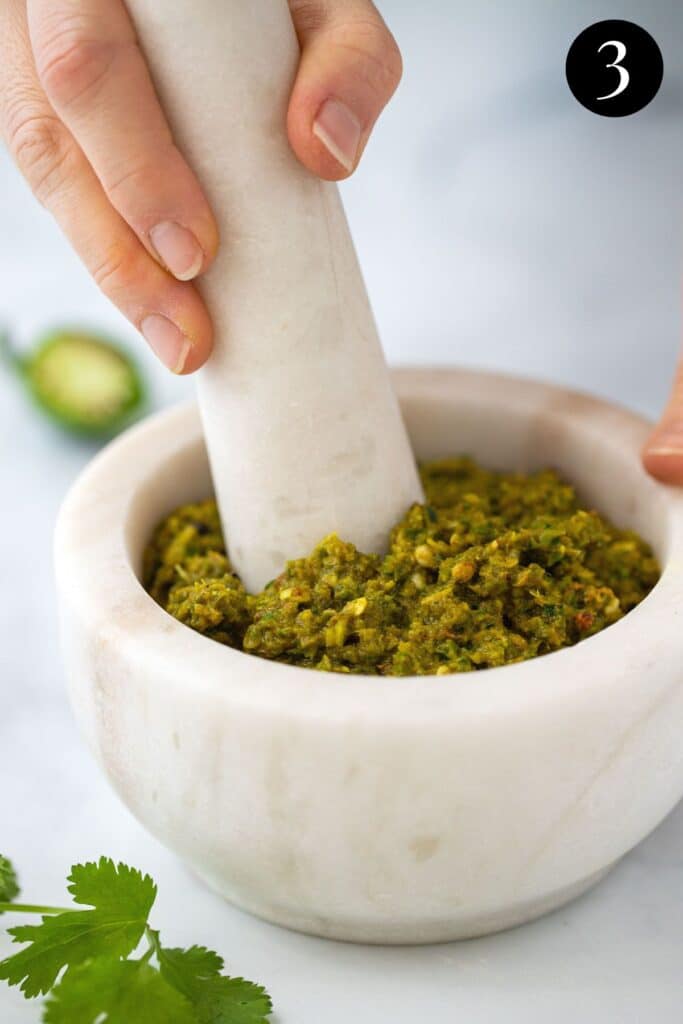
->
xmin=143 ymin=458 xmax=659 ymax=676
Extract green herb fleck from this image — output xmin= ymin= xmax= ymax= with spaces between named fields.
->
xmin=0 ymin=855 xmax=19 ymax=910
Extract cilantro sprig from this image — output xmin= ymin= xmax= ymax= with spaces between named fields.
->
xmin=0 ymin=855 xmax=272 ymax=1023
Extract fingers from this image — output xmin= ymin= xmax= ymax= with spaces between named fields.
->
xmin=0 ymin=0 xmax=211 ymax=374
xmin=287 ymin=0 xmax=403 ymax=179
xmin=642 ymin=353 xmax=683 ymax=484
xmin=27 ymin=0 xmax=218 ymax=282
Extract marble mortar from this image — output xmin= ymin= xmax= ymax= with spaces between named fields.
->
xmin=55 ymin=368 xmax=683 ymax=943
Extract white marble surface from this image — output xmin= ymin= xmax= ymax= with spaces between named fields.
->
xmin=1 ymin=0 xmax=682 ymax=1019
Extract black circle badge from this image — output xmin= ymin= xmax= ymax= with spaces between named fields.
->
xmin=566 ymin=20 xmax=663 ymax=117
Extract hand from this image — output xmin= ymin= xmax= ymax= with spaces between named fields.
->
xmin=0 ymin=0 xmax=402 ymax=374
xmin=643 ymin=360 xmax=683 ymax=484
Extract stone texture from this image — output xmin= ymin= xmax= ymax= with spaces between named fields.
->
xmin=55 ymin=369 xmax=683 ymax=943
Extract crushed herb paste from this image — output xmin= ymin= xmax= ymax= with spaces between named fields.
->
xmin=143 ymin=458 xmax=660 ymax=676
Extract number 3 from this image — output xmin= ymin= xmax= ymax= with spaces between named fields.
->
xmin=597 ymin=40 xmax=630 ymax=100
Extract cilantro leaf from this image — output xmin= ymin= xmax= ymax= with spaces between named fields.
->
xmin=66 ymin=859 xmax=156 ymax=917
xmin=192 ymin=975 xmax=272 ymax=1024
xmin=0 ymin=859 xmax=156 ymax=997
xmin=156 ymin=942 xmax=224 ymax=994
xmin=158 ymin=943 xmax=272 ymax=1023
xmin=0 ymin=858 xmax=272 ymax=1021
xmin=43 ymin=958 xmax=195 ymax=1024
xmin=0 ymin=855 xmax=20 ymax=910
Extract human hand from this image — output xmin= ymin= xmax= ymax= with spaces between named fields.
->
xmin=643 ymin=360 xmax=683 ymax=484
xmin=0 ymin=0 xmax=402 ymax=374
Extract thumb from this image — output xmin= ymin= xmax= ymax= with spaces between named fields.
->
xmin=287 ymin=0 xmax=403 ymax=180
xmin=642 ymin=355 xmax=683 ymax=484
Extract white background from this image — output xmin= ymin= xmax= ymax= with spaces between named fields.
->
xmin=1 ymin=2 xmax=682 ymax=1020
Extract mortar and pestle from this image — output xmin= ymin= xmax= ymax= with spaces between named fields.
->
xmin=55 ymin=0 xmax=683 ymax=943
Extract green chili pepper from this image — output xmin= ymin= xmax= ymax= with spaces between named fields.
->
xmin=2 ymin=328 xmax=145 ymax=437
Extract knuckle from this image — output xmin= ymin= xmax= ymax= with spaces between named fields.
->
xmin=336 ymin=18 xmax=403 ymax=96
xmin=105 ymin=153 xmax=166 ymax=203
xmin=35 ymin=22 xmax=115 ymax=108
xmin=91 ymin=241 xmax=139 ymax=296
xmin=288 ymin=0 xmax=329 ymax=34
xmin=8 ymin=113 xmax=76 ymax=207
xmin=379 ymin=32 xmax=403 ymax=90
xmin=291 ymin=1 xmax=403 ymax=94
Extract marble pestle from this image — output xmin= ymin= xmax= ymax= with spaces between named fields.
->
xmin=127 ymin=0 xmax=424 ymax=591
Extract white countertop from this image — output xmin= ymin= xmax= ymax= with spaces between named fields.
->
xmin=1 ymin=1 xmax=682 ymax=1019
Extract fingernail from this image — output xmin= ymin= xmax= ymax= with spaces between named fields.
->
xmin=149 ymin=221 xmax=204 ymax=281
xmin=141 ymin=314 xmax=193 ymax=374
xmin=646 ymin=429 xmax=683 ymax=455
xmin=646 ymin=444 xmax=683 ymax=456
xmin=312 ymin=98 xmax=362 ymax=172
